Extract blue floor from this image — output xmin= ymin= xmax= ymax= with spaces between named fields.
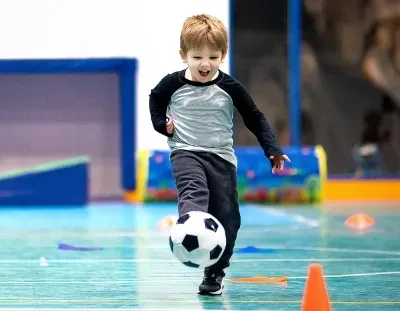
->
xmin=0 ymin=202 xmax=399 ymax=310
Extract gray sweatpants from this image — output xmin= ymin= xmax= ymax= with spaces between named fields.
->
xmin=170 ymin=149 xmax=241 ymax=274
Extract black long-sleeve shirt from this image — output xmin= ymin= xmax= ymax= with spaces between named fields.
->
xmin=149 ymin=69 xmax=283 ymax=166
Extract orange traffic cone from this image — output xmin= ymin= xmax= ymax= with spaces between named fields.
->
xmin=301 ymin=263 xmax=332 ymax=311
xmin=345 ymin=213 xmax=375 ymax=229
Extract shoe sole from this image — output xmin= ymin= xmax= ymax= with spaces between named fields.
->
xmin=198 ymin=283 xmax=224 ymax=295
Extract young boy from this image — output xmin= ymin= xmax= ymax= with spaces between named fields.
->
xmin=149 ymin=14 xmax=290 ymax=295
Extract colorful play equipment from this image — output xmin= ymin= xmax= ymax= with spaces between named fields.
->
xmin=126 ymin=145 xmax=327 ymax=204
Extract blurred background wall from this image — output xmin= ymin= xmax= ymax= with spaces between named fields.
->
xmin=233 ymin=0 xmax=400 ymax=175
xmin=0 ymin=74 xmax=121 ymax=198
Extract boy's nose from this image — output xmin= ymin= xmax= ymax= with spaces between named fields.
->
xmin=200 ymin=61 xmax=210 ymax=68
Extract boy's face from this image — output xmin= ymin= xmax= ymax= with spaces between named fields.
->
xmin=180 ymin=46 xmax=226 ymax=83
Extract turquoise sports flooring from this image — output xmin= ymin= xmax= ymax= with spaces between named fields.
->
xmin=0 ymin=202 xmax=399 ymax=310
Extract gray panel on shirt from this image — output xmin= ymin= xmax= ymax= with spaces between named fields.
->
xmin=167 ymin=84 xmax=237 ymax=167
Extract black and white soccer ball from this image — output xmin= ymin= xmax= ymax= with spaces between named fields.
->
xmin=168 ymin=211 xmax=226 ymax=268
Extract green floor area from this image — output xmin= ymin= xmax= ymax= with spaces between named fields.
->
xmin=0 ymin=202 xmax=398 ymax=310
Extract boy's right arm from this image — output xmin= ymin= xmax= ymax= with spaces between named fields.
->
xmin=149 ymin=74 xmax=174 ymax=137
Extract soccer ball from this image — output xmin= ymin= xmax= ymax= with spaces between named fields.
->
xmin=168 ymin=211 xmax=226 ymax=268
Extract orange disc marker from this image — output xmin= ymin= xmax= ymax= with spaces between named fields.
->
xmin=301 ymin=263 xmax=332 ymax=311
xmin=345 ymin=213 xmax=375 ymax=229
xmin=157 ymin=215 xmax=177 ymax=229
xmin=228 ymin=276 xmax=287 ymax=284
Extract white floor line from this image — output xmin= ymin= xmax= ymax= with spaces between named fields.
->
xmin=287 ymin=271 xmax=400 ymax=279
xmin=1 ymin=271 xmax=399 ymax=285
xmin=0 ymin=280 xmax=191 ymax=285
xmin=239 ymin=225 xmax=320 ymax=233
xmin=24 ymin=244 xmax=397 ymax=257
xmin=0 ymin=257 xmax=399 ymax=264
xmin=262 ymin=207 xmax=320 ymax=227
xmin=233 ymin=245 xmax=400 ymax=256
xmin=288 ymin=246 xmax=400 ymax=256
xmin=233 ymin=258 xmax=400 ymax=262
xmin=0 ymin=225 xmax=318 ymax=239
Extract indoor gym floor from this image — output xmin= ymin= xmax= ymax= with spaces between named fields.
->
xmin=0 ymin=202 xmax=399 ymax=310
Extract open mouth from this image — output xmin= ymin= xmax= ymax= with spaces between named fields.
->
xmin=199 ymin=70 xmax=210 ymax=77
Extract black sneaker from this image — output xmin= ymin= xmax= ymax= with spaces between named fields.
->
xmin=198 ymin=270 xmax=224 ymax=295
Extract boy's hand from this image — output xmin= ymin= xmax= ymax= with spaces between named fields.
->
xmin=166 ymin=118 xmax=175 ymax=135
xmin=269 ymin=154 xmax=291 ymax=174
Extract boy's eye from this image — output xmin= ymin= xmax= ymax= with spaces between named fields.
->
xmin=192 ymin=56 xmax=220 ymax=60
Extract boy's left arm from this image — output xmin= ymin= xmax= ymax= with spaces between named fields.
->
xmin=232 ymin=82 xmax=291 ymax=172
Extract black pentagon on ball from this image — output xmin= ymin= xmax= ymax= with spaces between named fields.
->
xmin=210 ymin=244 xmax=223 ymax=260
xmin=177 ymin=213 xmax=190 ymax=224
xmin=169 ymin=236 xmax=174 ymax=252
xmin=183 ymin=261 xmax=200 ymax=268
xmin=181 ymin=234 xmax=199 ymax=252
xmin=204 ymin=217 xmax=219 ymax=232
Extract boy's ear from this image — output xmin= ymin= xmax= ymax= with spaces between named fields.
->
xmin=179 ymin=49 xmax=187 ymax=63
xmin=220 ymin=49 xmax=228 ymax=63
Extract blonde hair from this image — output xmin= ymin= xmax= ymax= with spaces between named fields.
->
xmin=180 ymin=14 xmax=228 ymax=54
